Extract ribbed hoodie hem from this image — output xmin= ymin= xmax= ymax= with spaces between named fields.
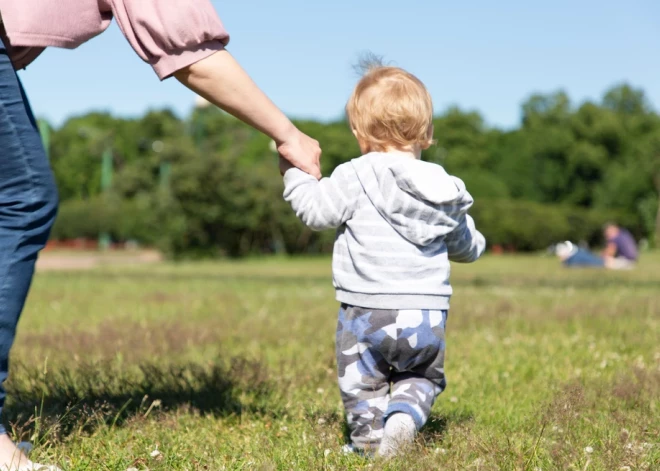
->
xmin=336 ymin=290 xmax=451 ymax=310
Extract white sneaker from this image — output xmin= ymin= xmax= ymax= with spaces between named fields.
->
xmin=341 ymin=444 xmax=355 ymax=455
xmin=378 ymin=413 xmax=417 ymax=458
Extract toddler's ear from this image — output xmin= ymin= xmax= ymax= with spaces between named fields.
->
xmin=352 ymin=129 xmax=371 ymax=154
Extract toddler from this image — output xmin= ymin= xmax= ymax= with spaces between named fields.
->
xmin=281 ymin=62 xmax=486 ymax=457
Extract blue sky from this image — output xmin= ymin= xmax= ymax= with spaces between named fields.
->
xmin=19 ymin=0 xmax=660 ymax=129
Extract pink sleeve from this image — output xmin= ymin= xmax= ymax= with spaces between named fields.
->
xmin=109 ymin=0 xmax=230 ymax=80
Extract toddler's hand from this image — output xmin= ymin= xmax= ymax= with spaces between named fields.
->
xmin=279 ymin=156 xmax=294 ymax=176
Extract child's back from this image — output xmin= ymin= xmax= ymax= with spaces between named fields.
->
xmin=285 ymin=150 xmax=484 ymax=310
xmin=281 ymin=60 xmax=486 ymax=458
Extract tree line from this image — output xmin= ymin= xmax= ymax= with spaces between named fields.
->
xmin=45 ymin=83 xmax=660 ymax=257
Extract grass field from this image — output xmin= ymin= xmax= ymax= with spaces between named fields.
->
xmin=6 ymin=253 xmax=660 ymax=470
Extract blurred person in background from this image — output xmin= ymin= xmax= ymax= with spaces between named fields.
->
xmin=602 ymin=222 xmax=638 ymax=270
xmin=0 ymin=1 xmax=321 ymax=469
xmin=553 ymin=222 xmax=639 ymax=271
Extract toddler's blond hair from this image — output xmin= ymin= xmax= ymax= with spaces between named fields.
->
xmin=346 ymin=58 xmax=434 ymax=153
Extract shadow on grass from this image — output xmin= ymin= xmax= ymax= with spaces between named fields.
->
xmin=4 ymin=356 xmax=277 ymax=441
xmin=461 ymin=275 xmax=660 ymax=290
xmin=419 ymin=410 xmax=474 ymax=439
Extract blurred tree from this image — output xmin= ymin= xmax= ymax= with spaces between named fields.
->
xmin=44 ymin=81 xmax=660 ymax=255
xmin=603 ymin=84 xmax=650 ymax=116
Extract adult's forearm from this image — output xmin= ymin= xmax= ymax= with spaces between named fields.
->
xmin=174 ymin=48 xmax=322 ymax=179
xmin=174 ymin=49 xmax=296 ymax=144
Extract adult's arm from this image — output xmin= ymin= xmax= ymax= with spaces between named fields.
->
xmin=110 ymin=0 xmax=321 ymax=178
xmin=174 ymin=51 xmax=321 ymax=179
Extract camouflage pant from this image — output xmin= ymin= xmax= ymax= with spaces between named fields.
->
xmin=336 ymin=304 xmax=448 ymax=451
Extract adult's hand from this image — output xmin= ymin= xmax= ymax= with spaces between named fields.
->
xmin=276 ymin=129 xmax=321 ymax=179
xmin=175 ymin=50 xmax=321 ymax=178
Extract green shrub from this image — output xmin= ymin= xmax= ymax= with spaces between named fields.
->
xmin=51 ymin=197 xmax=117 ymax=241
xmin=50 ymin=196 xmax=166 ymax=246
xmin=52 ymin=193 xmax=640 ymax=255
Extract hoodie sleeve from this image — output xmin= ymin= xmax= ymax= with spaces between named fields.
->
xmin=444 ymin=213 xmax=486 ymax=263
xmin=283 ymin=164 xmax=361 ymax=231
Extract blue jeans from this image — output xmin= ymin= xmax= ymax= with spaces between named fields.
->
xmin=563 ymin=247 xmax=605 ymax=268
xmin=0 ymin=39 xmax=59 ymax=434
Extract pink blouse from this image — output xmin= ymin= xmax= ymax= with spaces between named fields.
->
xmin=0 ymin=0 xmax=230 ymax=79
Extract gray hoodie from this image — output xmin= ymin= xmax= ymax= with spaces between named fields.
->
xmin=283 ymin=152 xmax=486 ymax=310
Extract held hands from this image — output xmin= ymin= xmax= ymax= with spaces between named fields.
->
xmin=279 ymin=156 xmax=294 ymax=176
xmin=276 ymin=128 xmax=322 ymax=179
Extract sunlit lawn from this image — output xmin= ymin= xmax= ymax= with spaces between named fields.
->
xmin=6 ymin=253 xmax=660 ymax=470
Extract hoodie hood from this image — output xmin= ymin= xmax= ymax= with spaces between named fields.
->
xmin=351 ymin=152 xmax=474 ymax=246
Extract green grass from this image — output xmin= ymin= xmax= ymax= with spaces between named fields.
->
xmin=6 ymin=253 xmax=660 ymax=470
